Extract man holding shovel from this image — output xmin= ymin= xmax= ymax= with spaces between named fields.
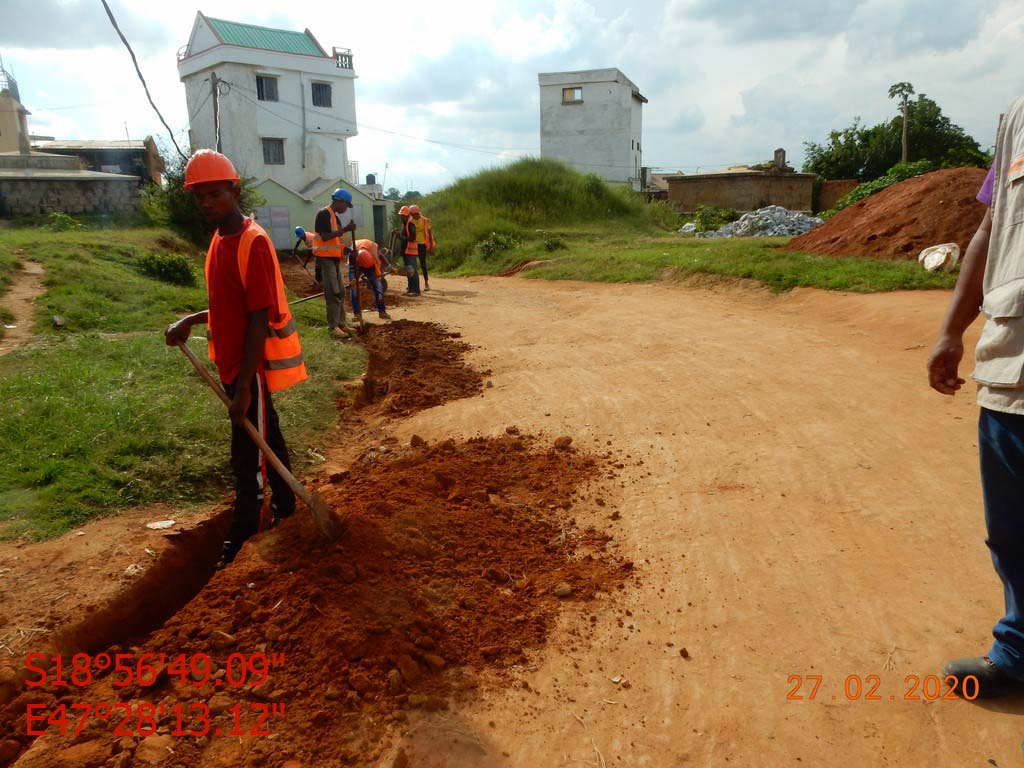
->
xmin=164 ymin=150 xmax=307 ymax=566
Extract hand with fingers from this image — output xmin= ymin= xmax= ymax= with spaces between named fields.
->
xmin=927 ymin=336 xmax=966 ymax=395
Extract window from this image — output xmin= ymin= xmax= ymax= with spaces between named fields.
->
xmin=256 ymin=75 xmax=278 ymax=102
xmin=311 ymin=82 xmax=332 ymax=108
xmin=562 ymin=87 xmax=582 ymax=104
xmin=262 ymin=138 xmax=285 ymax=165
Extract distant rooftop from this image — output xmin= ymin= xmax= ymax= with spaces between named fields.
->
xmin=204 ymin=15 xmax=326 ymax=57
xmin=34 ymin=139 xmax=147 ymax=151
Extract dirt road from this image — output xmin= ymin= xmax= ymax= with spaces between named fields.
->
xmin=381 ymin=276 xmax=1013 ymax=767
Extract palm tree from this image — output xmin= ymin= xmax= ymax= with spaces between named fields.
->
xmin=888 ymin=82 xmax=915 ymax=164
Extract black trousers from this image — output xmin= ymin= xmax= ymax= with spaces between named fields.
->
xmin=222 ymin=373 xmax=294 ymax=561
xmin=417 ymin=243 xmax=429 ymax=284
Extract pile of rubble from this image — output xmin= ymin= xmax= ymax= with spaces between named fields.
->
xmin=689 ymin=206 xmax=823 ymax=239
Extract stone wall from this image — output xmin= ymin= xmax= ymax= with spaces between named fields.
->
xmin=817 ymin=179 xmax=860 ymax=212
xmin=0 ymin=178 xmax=140 ymax=216
xmin=667 ymin=173 xmax=815 ymax=214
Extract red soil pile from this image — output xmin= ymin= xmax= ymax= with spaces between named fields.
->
xmin=787 ymin=167 xmax=987 ymax=260
xmin=1 ymin=435 xmax=629 ymax=767
xmin=357 ymin=321 xmax=486 ymax=416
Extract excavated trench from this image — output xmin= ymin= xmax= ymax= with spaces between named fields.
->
xmin=0 ymin=322 xmax=630 ymax=768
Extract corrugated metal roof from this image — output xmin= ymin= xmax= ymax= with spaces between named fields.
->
xmin=205 ymin=16 xmax=325 ymax=57
xmin=34 ymin=140 xmax=146 ymax=151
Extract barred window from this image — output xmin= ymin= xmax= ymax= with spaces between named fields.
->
xmin=262 ymin=138 xmax=285 ymax=165
xmin=311 ymin=82 xmax=332 ymax=108
xmin=256 ymin=75 xmax=278 ymax=102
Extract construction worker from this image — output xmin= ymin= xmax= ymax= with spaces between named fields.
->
xmin=409 ymin=204 xmax=435 ymax=291
xmin=164 ymin=149 xmax=306 ymax=566
xmin=314 ymin=189 xmax=357 ymax=339
xmin=349 ymin=238 xmax=390 ymax=320
xmin=927 ymin=95 xmax=1024 ymax=698
xmin=398 ymin=205 xmax=421 ymax=296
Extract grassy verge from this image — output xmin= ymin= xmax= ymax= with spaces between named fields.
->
xmin=0 ymin=226 xmax=365 ymax=540
xmin=447 ymin=229 xmax=958 ymax=293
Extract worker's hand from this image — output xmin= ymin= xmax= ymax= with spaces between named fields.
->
xmin=927 ymin=335 xmax=966 ymax=395
xmin=228 ymin=385 xmax=252 ymax=428
xmin=164 ymin=318 xmax=192 ymax=346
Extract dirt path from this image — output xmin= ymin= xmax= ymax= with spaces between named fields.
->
xmin=379 ymin=277 xmax=1014 ymax=767
xmin=0 ymin=261 xmax=44 ymax=356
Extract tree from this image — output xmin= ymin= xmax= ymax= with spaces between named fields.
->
xmin=888 ymin=82 xmax=915 ymax=163
xmin=141 ymin=151 xmax=265 ymax=247
xmin=803 ymin=93 xmax=990 ymax=181
xmin=383 ymin=187 xmax=401 ymax=201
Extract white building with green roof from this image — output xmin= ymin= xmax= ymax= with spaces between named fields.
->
xmin=177 ymin=12 xmax=389 ymax=247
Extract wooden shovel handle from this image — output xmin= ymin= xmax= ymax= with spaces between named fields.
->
xmin=176 ymin=340 xmax=313 ymax=507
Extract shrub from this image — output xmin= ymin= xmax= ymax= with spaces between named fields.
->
xmin=693 ymin=205 xmax=740 ymax=233
xmin=43 ymin=212 xmax=85 ymax=232
xmin=823 ymin=160 xmax=934 ymax=219
xmin=473 ymin=231 xmax=521 ymax=260
xmin=136 ymin=251 xmax=197 ymax=286
xmin=142 ymin=154 xmax=266 ymax=247
xmin=543 ymin=235 xmax=568 ymax=252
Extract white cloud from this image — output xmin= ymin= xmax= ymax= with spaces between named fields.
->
xmin=1 ymin=0 xmax=1020 ymax=190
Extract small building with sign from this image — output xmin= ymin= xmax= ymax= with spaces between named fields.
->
xmin=177 ymin=13 xmax=388 ymax=246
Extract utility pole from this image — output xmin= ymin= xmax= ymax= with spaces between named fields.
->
xmin=211 ymin=71 xmax=222 ymax=153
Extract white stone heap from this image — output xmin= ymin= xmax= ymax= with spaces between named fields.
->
xmin=695 ymin=206 xmax=823 ymax=239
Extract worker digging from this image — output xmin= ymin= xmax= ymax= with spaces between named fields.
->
xmin=314 ymin=188 xmax=358 ymax=339
xmin=351 ymin=236 xmax=391 ymax=320
xmin=163 ymin=149 xmax=311 ymax=567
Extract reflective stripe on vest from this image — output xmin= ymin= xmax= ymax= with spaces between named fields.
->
xmin=404 ymin=219 xmax=419 ymax=256
xmin=204 ymin=220 xmax=308 ymax=393
xmin=314 ymin=206 xmax=345 ymax=259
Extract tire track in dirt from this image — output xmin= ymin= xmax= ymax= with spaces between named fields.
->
xmin=0 ymin=260 xmax=44 ymax=356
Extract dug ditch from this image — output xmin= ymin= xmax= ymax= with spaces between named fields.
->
xmin=0 ymin=320 xmax=629 ymax=768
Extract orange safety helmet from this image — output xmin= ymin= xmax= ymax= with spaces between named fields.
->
xmin=399 ymin=205 xmax=411 ymax=216
xmin=184 ymin=149 xmax=241 ymax=189
xmin=409 ymin=204 xmax=421 ymax=215
xmin=355 ymin=248 xmax=377 ymax=269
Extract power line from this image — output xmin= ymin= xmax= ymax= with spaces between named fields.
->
xmin=100 ymin=0 xmax=187 ymax=162
xmin=226 ymin=79 xmax=536 ymax=157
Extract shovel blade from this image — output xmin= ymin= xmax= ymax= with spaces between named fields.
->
xmin=309 ymin=491 xmax=344 ymax=541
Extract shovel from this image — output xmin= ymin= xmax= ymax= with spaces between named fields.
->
xmin=176 ymin=341 xmax=343 ymax=541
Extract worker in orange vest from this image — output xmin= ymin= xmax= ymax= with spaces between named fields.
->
xmin=314 ymin=189 xmax=358 ymax=339
xmin=409 ymin=204 xmax=435 ymax=291
xmin=398 ymin=205 xmax=421 ymax=296
xmin=349 ymin=238 xmax=391 ymax=320
xmin=165 ymin=149 xmax=306 ymax=566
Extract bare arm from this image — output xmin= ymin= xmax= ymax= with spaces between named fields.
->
xmin=164 ymin=310 xmax=209 ymax=345
xmin=927 ymin=209 xmax=992 ymax=395
xmin=228 ymin=308 xmax=270 ymax=426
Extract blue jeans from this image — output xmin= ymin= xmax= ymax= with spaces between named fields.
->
xmin=349 ymin=265 xmax=386 ymax=314
xmin=980 ymin=407 xmax=1024 ymax=680
xmin=403 ymin=254 xmax=421 ymax=294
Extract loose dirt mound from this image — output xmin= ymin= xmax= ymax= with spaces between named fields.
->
xmin=357 ymin=321 xmax=486 ymax=416
xmin=786 ymin=167 xmax=987 ymax=260
xmin=2 ymin=436 xmax=630 ymax=767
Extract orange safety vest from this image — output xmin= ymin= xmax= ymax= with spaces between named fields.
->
xmin=403 ymin=218 xmax=419 ymax=256
xmin=205 ymin=220 xmax=308 ymax=393
xmin=314 ymin=206 xmax=345 ymax=259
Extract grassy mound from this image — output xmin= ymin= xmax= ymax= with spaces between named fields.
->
xmin=421 ymin=158 xmax=678 ymax=270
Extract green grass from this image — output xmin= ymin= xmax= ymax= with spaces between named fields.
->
xmin=447 ymin=228 xmax=958 ymax=292
xmin=0 ymin=226 xmax=365 ymax=540
xmin=419 ymin=157 xmax=679 ymax=270
xmin=422 ymin=158 xmax=954 ymax=293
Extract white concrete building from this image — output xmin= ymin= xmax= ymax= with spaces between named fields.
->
xmin=538 ymin=68 xmax=647 ymax=191
xmin=178 ymin=13 xmax=390 ymax=246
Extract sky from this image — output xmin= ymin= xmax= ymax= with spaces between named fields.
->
xmin=1 ymin=0 xmax=1021 ymax=193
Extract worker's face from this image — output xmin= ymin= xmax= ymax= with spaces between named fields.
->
xmin=412 ymin=212 xmax=421 ymax=219
xmin=333 ymin=199 xmax=349 ymax=213
xmin=192 ymin=182 xmax=239 ymax=224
